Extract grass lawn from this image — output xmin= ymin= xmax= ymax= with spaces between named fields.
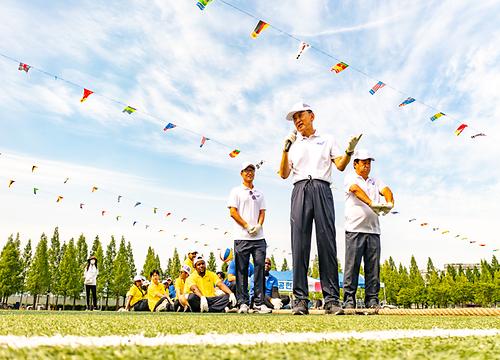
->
xmin=0 ymin=311 xmax=498 ymax=359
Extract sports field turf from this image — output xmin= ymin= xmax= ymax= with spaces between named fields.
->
xmin=0 ymin=311 xmax=498 ymax=359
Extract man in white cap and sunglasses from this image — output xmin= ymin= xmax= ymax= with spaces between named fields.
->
xmin=279 ymin=101 xmax=362 ymax=315
xmin=343 ymin=149 xmax=394 ymax=309
xmin=227 ymin=162 xmax=271 ymax=313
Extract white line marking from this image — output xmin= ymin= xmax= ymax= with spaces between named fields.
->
xmin=0 ymin=329 xmax=499 ymax=348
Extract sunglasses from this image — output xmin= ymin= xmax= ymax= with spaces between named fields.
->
xmin=249 ymin=190 xmax=257 ymax=200
xmin=265 ymin=262 xmax=271 ymax=265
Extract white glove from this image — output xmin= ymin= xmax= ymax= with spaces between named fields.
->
xmin=248 ymin=224 xmax=262 ymax=237
xmin=284 ymin=130 xmax=297 ymax=152
xmin=346 ymin=134 xmax=362 ymax=154
xmin=229 ymin=293 xmax=237 ymax=307
xmin=270 ymin=298 xmax=282 ymax=310
xmin=370 ymin=202 xmax=393 ymax=216
xmin=200 ymin=296 xmax=209 ymax=313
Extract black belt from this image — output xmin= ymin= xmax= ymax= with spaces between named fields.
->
xmin=294 ymin=176 xmax=330 ymax=186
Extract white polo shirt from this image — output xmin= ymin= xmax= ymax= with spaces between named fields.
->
xmin=344 ymin=172 xmax=387 ymax=234
xmin=288 ymin=131 xmax=342 ymax=184
xmin=227 ymin=185 xmax=266 ymax=240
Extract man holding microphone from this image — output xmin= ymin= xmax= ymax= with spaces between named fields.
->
xmin=279 ymin=101 xmax=361 ymax=315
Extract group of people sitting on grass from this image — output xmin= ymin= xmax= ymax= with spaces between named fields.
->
xmin=122 ymin=250 xmax=289 ymax=313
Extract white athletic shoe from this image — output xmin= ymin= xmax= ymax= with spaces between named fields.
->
xmin=252 ymin=304 xmax=272 ymax=314
xmin=238 ymin=304 xmax=249 ymax=314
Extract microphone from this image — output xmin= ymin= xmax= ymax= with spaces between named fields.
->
xmin=284 ymin=130 xmax=297 ymax=152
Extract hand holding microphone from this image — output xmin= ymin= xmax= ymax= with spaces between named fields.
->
xmin=284 ymin=130 xmax=297 ymax=152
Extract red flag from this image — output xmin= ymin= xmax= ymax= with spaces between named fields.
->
xmin=229 ymin=149 xmax=241 ymax=158
xmin=18 ymin=62 xmax=31 ymax=73
xmin=80 ymin=89 xmax=93 ymax=102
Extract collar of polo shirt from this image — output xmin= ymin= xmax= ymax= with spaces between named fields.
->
xmin=297 ymin=130 xmax=320 ymax=140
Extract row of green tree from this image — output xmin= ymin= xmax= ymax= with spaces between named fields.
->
xmin=380 ymin=255 xmax=500 ymax=307
xmin=0 ymin=228 xmax=294 ymax=310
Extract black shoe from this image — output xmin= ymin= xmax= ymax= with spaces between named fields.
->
xmin=324 ymin=301 xmax=344 ymax=315
xmin=366 ymin=299 xmax=381 ymax=309
xmin=292 ymin=299 xmax=309 ymax=315
xmin=343 ymin=301 xmax=355 ymax=309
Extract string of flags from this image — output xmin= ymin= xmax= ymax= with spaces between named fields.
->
xmin=388 ymin=211 xmax=494 ymax=250
xmin=204 ymin=0 xmax=487 ymax=140
xmin=1 ymin=157 xmax=236 ymax=246
xmin=1 ymin=53 xmax=247 ymax=162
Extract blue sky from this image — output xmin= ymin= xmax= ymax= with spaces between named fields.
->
xmin=0 ymin=0 xmax=499 ymax=271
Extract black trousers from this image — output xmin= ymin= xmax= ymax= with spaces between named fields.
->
xmin=132 ymin=299 xmax=149 ymax=311
xmin=234 ymin=239 xmax=266 ymax=306
xmin=85 ymin=285 xmax=97 ymax=309
xmin=187 ymin=293 xmax=229 ymax=312
xmin=291 ymin=179 xmax=340 ymax=304
xmin=344 ymin=231 xmax=381 ymax=305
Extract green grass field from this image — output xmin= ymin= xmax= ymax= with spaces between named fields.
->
xmin=0 ymin=311 xmax=499 ymax=359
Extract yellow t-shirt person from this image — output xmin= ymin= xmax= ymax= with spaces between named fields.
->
xmin=147 ymin=281 xmax=167 ymax=312
xmin=184 ymin=270 xmax=220 ymax=297
xmin=126 ymin=284 xmax=146 ymax=307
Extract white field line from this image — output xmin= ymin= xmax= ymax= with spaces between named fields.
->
xmin=0 ymin=329 xmax=499 ymax=348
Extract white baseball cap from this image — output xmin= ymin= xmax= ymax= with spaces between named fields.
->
xmin=133 ymin=275 xmax=143 ymax=282
xmin=353 ymin=149 xmax=375 ymax=161
xmin=180 ymin=264 xmax=191 ymax=275
xmin=194 ymin=256 xmax=205 ymax=266
xmin=286 ymin=101 xmax=314 ymax=121
xmin=240 ymin=162 xmax=255 ymax=172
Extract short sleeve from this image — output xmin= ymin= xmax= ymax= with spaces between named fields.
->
xmin=228 ymin=260 xmax=236 ymax=275
xmin=376 ymin=178 xmax=388 ymax=194
xmin=184 ymin=275 xmax=194 ymax=294
xmin=259 ymin=193 xmax=266 ymax=210
xmin=330 ymin=137 xmax=343 ymax=160
xmin=227 ymin=187 xmax=239 ymax=209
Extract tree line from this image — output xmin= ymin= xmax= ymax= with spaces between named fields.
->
xmin=1 ymin=228 xmax=497 ymax=309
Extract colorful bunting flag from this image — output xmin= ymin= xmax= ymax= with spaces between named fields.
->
xmin=133 ymin=221 xmax=137 ymax=226
xmin=390 ymin=211 xmax=399 ymax=214
xmin=134 ymin=202 xmax=141 ymax=207
xmin=153 ymin=207 xmax=158 ymax=214
xmin=122 ymin=106 xmax=136 ymax=114
xmin=369 ymin=81 xmax=385 ymax=95
xmin=80 ymin=89 xmax=93 ymax=103
xmin=224 ymin=231 xmax=229 ymax=235
xmin=471 ymin=133 xmax=486 ymax=139
xmin=18 ymin=62 xmax=31 ymax=73
xmin=80 ymin=203 xmax=84 ymax=209
xmin=409 ymin=218 xmax=416 ymax=222
xmin=33 ymin=187 xmax=38 ymax=195
xmin=145 ymin=225 xmax=150 ymax=229
xmin=159 ymin=229 xmax=164 ymax=233
xmin=116 ymin=216 xmax=121 ymax=221
xmin=117 ymin=195 xmax=122 ymax=202
xmin=469 ymin=240 xmax=476 ymax=244
xmin=430 ymin=112 xmax=445 ymax=121
xmin=398 ymin=97 xmax=415 ymax=107
xmin=56 ymin=196 xmax=63 ymax=202
xmin=255 ymin=160 xmax=264 ymax=169
xmin=91 ymin=186 xmax=98 ymax=192
xmin=200 ymin=136 xmax=209 ymax=148
xmin=442 ymin=230 xmax=450 ymax=234
xmin=164 ymin=123 xmax=176 ymax=131
xmin=8 ymin=180 xmax=15 ymax=188
xmin=479 ymin=243 xmax=486 ymax=247
xmin=31 ymin=165 xmax=38 ymax=173
xmin=251 ymin=20 xmax=269 ymax=39
xmin=166 ymin=212 xmax=171 ymax=217
xmin=432 ymin=227 xmax=439 ymax=231
xmin=454 ymin=123 xmax=468 ymax=136
xmin=296 ymin=42 xmax=310 ymax=60
xmin=181 ymin=217 xmax=187 ymax=222
xmin=101 ymin=210 xmax=106 ymax=216
xmin=420 ymin=223 xmax=428 ymax=226
xmin=64 ymin=177 xmax=69 ymax=184
xmin=229 ymin=149 xmax=241 ymax=158
xmin=493 ymin=249 xmax=499 ymax=252
xmin=331 ymin=62 xmax=349 ymax=73
xmin=196 ymin=0 xmax=212 ymax=10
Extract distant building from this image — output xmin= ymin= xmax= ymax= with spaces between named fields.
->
xmin=443 ymin=263 xmax=479 ymax=272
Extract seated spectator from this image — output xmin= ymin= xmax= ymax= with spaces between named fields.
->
xmin=124 ymin=275 xmax=148 ymax=311
xmin=250 ymin=258 xmax=290 ymax=310
xmin=216 ymin=271 xmax=225 ymax=282
xmin=224 ymin=259 xmax=254 ymax=293
xmin=147 ymin=269 xmax=174 ymax=312
xmin=185 ymin=256 xmax=237 ymax=312
xmin=184 ymin=250 xmax=198 ymax=272
xmin=162 ymin=278 xmax=176 ymax=299
xmin=174 ymin=265 xmax=191 ymax=311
